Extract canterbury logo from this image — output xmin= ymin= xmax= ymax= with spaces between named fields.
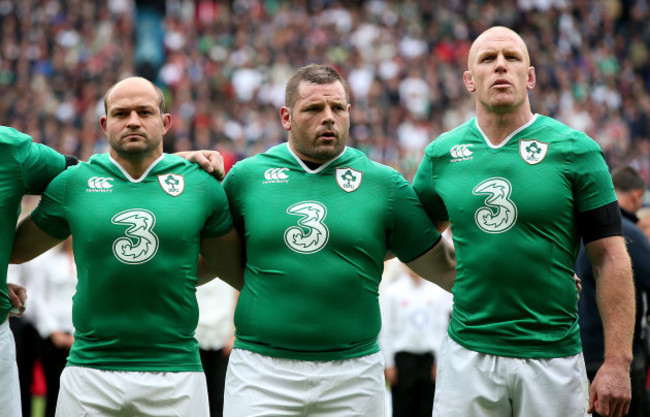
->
xmin=263 ymin=168 xmax=289 ymax=182
xmin=87 ymin=177 xmax=114 ymax=192
xmin=450 ymin=144 xmax=473 ymax=159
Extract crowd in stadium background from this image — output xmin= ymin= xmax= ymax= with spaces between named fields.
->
xmin=0 ymin=0 xmax=649 ymax=186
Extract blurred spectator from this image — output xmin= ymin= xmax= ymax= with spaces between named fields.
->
xmin=380 ymin=264 xmax=453 ymax=417
xmin=195 ymin=279 xmax=237 ymax=417
xmin=26 ymin=238 xmax=76 ymax=417
xmin=7 ymin=196 xmax=43 ymax=417
xmin=7 ymin=263 xmax=43 ymax=417
xmin=639 ymin=206 xmax=650 ymax=242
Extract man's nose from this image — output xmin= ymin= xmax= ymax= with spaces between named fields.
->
xmin=126 ymin=111 xmax=141 ymax=126
xmin=494 ymin=54 xmax=507 ymax=71
xmin=322 ymin=106 xmax=334 ymax=123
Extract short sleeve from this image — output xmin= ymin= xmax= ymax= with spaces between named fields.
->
xmin=201 ymin=175 xmax=234 ymax=238
xmin=388 ymin=171 xmax=441 ymax=262
xmin=221 ymin=163 xmax=245 ymax=234
xmin=31 ymin=170 xmax=71 ymax=240
xmin=413 ymin=146 xmax=449 ymax=222
xmin=10 ymin=128 xmax=66 ymax=195
xmin=571 ymin=134 xmax=617 ymax=213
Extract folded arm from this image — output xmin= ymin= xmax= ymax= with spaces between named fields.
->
xmin=11 ymin=215 xmax=64 ymax=264
xmin=405 ymin=236 xmax=456 ymax=292
xmin=199 ymin=229 xmax=245 ymax=290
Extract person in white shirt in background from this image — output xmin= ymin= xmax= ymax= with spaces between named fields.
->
xmin=195 ymin=279 xmax=237 ymax=417
xmin=7 ymin=195 xmax=46 ymax=417
xmin=27 ymin=237 xmax=76 ymax=417
xmin=379 ymin=263 xmax=453 ymax=417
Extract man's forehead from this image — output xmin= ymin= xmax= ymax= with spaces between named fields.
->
xmin=298 ymin=82 xmax=346 ymax=101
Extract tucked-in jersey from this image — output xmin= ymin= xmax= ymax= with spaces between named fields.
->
xmin=223 ymin=143 xmax=440 ymax=361
xmin=32 ymin=153 xmax=233 ymax=371
xmin=0 ymin=127 xmax=65 ymax=323
xmin=413 ymin=114 xmax=616 ymax=359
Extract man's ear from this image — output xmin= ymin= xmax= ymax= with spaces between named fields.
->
xmin=463 ymin=71 xmax=475 ymax=93
xmin=280 ymin=106 xmax=291 ymax=131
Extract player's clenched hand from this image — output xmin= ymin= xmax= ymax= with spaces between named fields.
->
xmin=175 ymin=150 xmax=226 ymax=180
xmin=574 ymin=274 xmax=582 ymax=301
xmin=385 ymin=367 xmax=397 ymax=386
xmin=588 ymin=360 xmax=631 ymax=417
xmin=7 ymin=283 xmax=27 ymax=317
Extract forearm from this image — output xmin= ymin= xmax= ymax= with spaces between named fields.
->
xmin=11 ymin=216 xmax=64 ymax=264
xmin=596 ymin=265 xmax=635 ymax=366
xmin=590 ymin=237 xmax=635 ymax=365
xmin=406 ymin=237 xmax=456 ymax=292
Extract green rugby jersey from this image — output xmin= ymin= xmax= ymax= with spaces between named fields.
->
xmin=223 ymin=143 xmax=440 ymax=361
xmin=413 ymin=114 xmax=616 ymax=358
xmin=0 ymin=127 xmax=65 ymax=322
xmin=31 ymin=153 xmax=233 ymax=371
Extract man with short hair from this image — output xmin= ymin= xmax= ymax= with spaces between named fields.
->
xmin=413 ymin=26 xmax=635 ymax=417
xmin=11 ymin=76 xmax=243 ymax=417
xmin=222 ymin=64 xmax=456 ymax=416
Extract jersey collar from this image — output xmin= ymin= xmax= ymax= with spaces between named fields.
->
xmin=475 ymin=113 xmax=539 ymax=149
xmin=286 ymin=143 xmax=347 ymax=174
xmin=108 ymin=154 xmax=164 ymax=183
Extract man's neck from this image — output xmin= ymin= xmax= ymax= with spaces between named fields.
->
xmin=476 ymin=107 xmax=535 ymax=146
xmin=110 ymin=150 xmax=162 ymax=180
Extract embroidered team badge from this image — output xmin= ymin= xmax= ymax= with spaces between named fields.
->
xmin=158 ymin=173 xmax=185 ymax=197
xmin=519 ymin=139 xmax=549 ymax=165
xmin=336 ymin=168 xmax=362 ymax=193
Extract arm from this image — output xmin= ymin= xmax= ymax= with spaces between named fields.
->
xmin=406 ymin=237 xmax=456 ymax=292
xmin=175 ymin=150 xmax=226 ymax=180
xmin=584 ymin=236 xmax=634 ymax=417
xmin=199 ymin=229 xmax=245 ymax=290
xmin=434 ymin=220 xmax=450 ymax=234
xmin=11 ymin=215 xmax=65 ymax=264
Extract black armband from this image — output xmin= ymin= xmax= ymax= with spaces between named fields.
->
xmin=64 ymin=155 xmax=79 ymax=168
xmin=576 ymin=200 xmax=623 ymax=244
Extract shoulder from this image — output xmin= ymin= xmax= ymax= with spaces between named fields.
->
xmin=424 ymin=118 xmax=476 ymax=156
xmin=343 ymin=147 xmax=397 ymax=176
xmin=0 ymin=126 xmax=32 ymax=147
xmin=533 ymin=115 xmax=600 ymax=150
xmin=0 ymin=127 xmax=54 ymax=163
xmin=226 ymin=144 xmax=287 ymax=181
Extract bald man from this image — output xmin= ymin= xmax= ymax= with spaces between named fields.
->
xmin=11 ymin=77 xmax=243 ymax=417
xmin=413 ymin=26 xmax=634 ymax=417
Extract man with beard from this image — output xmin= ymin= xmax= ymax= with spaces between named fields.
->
xmin=221 ymin=64 xmax=457 ymax=416
xmin=11 ymin=76 xmax=243 ymax=417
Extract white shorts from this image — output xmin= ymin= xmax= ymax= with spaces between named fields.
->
xmin=0 ymin=320 xmax=21 ymax=417
xmin=433 ymin=335 xmax=590 ymax=417
xmin=224 ymin=349 xmax=386 ymax=417
xmin=56 ymin=366 xmax=209 ymax=417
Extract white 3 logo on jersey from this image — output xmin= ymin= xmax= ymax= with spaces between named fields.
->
xmin=111 ymin=209 xmax=159 ymax=264
xmin=473 ymin=177 xmax=517 ymax=233
xmin=284 ymin=201 xmax=329 ymax=254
